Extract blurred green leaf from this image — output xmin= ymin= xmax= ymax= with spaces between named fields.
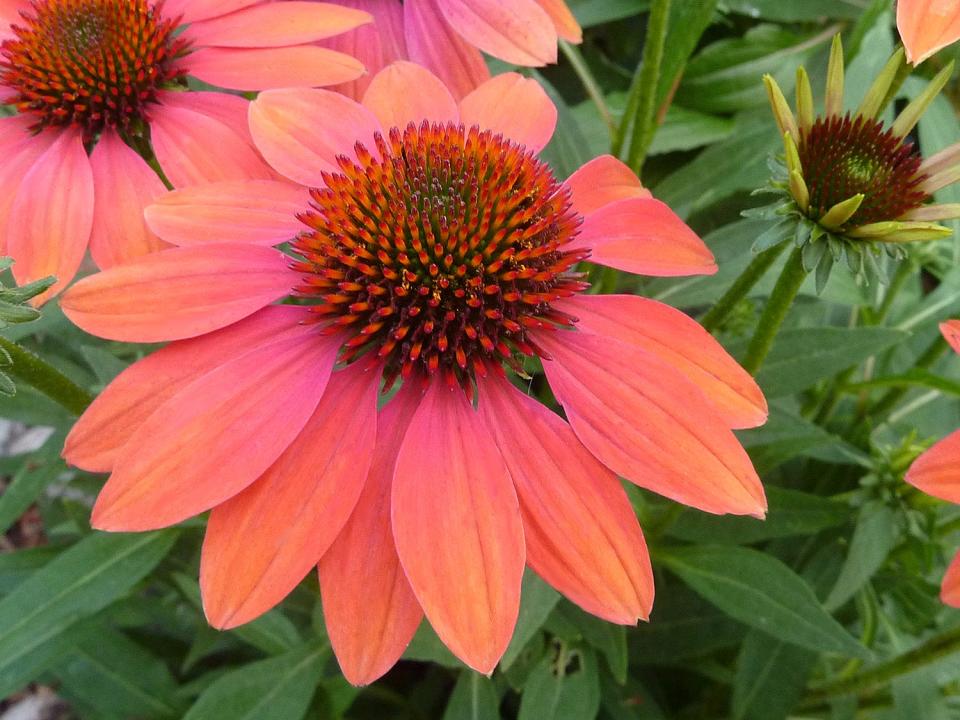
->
xmin=731 ymin=629 xmax=817 ymax=720
xmin=443 ymin=672 xmax=500 ymax=720
xmin=824 ymin=502 xmax=899 ymax=611
xmin=518 ymin=644 xmax=601 ymax=720
xmin=720 ymin=0 xmax=864 ymax=20
xmin=502 ymin=572 xmax=561 ymax=671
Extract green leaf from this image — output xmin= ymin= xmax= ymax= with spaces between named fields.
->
xmin=443 ymin=672 xmax=501 ymax=720
xmin=518 ymin=644 xmax=601 ymax=720
xmin=0 ymin=443 xmax=65 ymax=534
xmin=501 ymin=571 xmax=561 ymax=670
xmin=731 ymin=629 xmax=817 ymax=720
xmin=404 ymin=621 xmax=464 ymax=668
xmin=661 ymin=545 xmax=870 ymax=658
xmin=569 ymin=0 xmax=648 ymax=27
xmin=739 ymin=407 xmax=869 ymax=472
xmin=182 ymin=643 xmax=327 ymax=720
xmin=558 ymin=604 xmax=628 ymax=684
xmin=648 ymin=106 xmax=734 ymax=155
xmin=721 ymin=0 xmax=863 ymax=20
xmin=824 ymin=502 xmax=899 ymax=611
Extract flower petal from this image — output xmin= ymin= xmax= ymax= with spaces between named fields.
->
xmin=0 ymin=0 xmax=29 ymax=40
xmin=535 ymin=0 xmax=581 ymax=43
xmin=92 ymin=330 xmax=339 ymax=531
xmin=535 ymin=330 xmax=766 ymax=517
xmin=320 ymin=386 xmax=424 ymax=686
xmin=564 ymin=155 xmax=651 ymax=215
xmin=392 ymin=382 xmax=524 ymax=674
xmin=941 ymin=551 xmax=960 ymax=607
xmin=941 ymin=319 xmax=960 ymax=355
xmin=202 ymin=362 xmax=379 ymax=628
xmin=186 ymin=45 xmax=364 ymax=91
xmin=60 ymin=244 xmax=294 ymax=342
xmin=906 ymin=428 xmax=960 ymax=503
xmin=249 ymin=88 xmax=382 ymax=186
xmin=0 ymin=129 xmax=58 ymax=257
xmin=478 ymin=371 xmax=653 ymax=624
xmin=63 ymin=305 xmax=311 ymax=473
xmin=162 ymin=0 xmax=260 ymax=24
xmin=362 ymin=61 xmax=459 ymax=131
xmin=897 ymin=0 xmax=960 ymax=65
xmin=145 ymin=180 xmax=309 ymax=247
xmin=459 ymin=73 xmax=557 ymax=152
xmin=557 ymin=295 xmax=767 ymax=429
xmin=436 ymin=0 xmax=557 ymax=66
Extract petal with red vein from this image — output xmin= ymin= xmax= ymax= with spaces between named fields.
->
xmin=437 ymin=0 xmax=557 ymax=66
xmin=320 ymin=385 xmax=425 ymax=686
xmin=536 ymin=330 xmax=766 ymax=517
xmin=478 ymin=372 xmax=653 ymax=624
xmin=392 ymin=382 xmax=524 ymax=673
xmin=942 ymin=551 xmax=960 ymax=607
xmin=362 ymin=61 xmax=459 ymax=131
xmin=92 ymin=330 xmax=339 ymax=531
xmin=906 ymin=428 xmax=960 ymax=503
xmin=941 ymin=319 xmax=960 ymax=355
xmin=564 ymin=155 xmax=651 ymax=215
xmin=60 ymin=244 xmax=294 ymax=343
xmin=202 ymin=362 xmax=379 ymax=628
xmin=459 ymin=73 xmax=557 ymax=152
xmin=187 ymin=46 xmax=364 ymax=92
xmin=183 ymin=2 xmax=371 ymax=47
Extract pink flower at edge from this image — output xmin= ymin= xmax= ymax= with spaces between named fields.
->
xmin=898 ymin=0 xmax=960 ymax=65
xmin=0 ymin=0 xmax=372 ymax=302
xmin=60 ymin=62 xmax=768 ymax=685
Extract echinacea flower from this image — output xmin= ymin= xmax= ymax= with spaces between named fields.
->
xmin=898 ymin=0 xmax=960 ymax=65
xmin=905 ymin=320 xmax=960 ymax=606
xmin=319 ymin=0 xmax=581 ymax=99
xmin=60 ymin=63 xmax=767 ymax=684
xmin=758 ymin=35 xmax=960 ymax=289
xmin=0 ymin=0 xmax=371 ymax=301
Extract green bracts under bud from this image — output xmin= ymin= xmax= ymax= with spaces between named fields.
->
xmin=796 ymin=66 xmax=814 ymax=135
xmin=824 ymin=35 xmax=845 ymax=118
xmin=764 ymin=74 xmax=798 ymax=141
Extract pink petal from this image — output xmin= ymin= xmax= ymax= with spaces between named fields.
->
xmin=403 ymin=0 xmax=489 ymax=100
xmin=156 ymin=90 xmax=251 ymax=138
xmin=568 ymin=197 xmax=718 ymax=277
xmin=362 ymin=61 xmax=459 ymax=131
xmin=63 ymin=305 xmax=311 ymax=473
xmin=535 ymin=0 xmax=581 ymax=43
xmin=183 ymin=1 xmax=371 ymax=47
xmin=202 ymin=362 xmax=379 ymax=628
xmin=942 ymin=551 xmax=960 ymax=607
xmin=897 ymin=0 xmax=960 ymax=64
xmin=145 ymin=180 xmax=309 ymax=247
xmin=88 ymin=130 xmax=169 ymax=269
xmin=249 ymin=88 xmax=382 ymax=186
xmin=320 ymin=385 xmax=424 ymax=686
xmin=0 ymin=0 xmax=28 ymax=40
xmin=392 ymin=382 xmax=524 ymax=674
xmin=8 ymin=127 xmax=93 ymax=304
xmin=0 ymin=115 xmax=35 ymax=157
xmin=941 ymin=319 xmax=960 ymax=355
xmin=906 ymin=429 xmax=960 ymax=503
xmin=459 ymin=73 xmax=557 ymax=152
xmin=92 ymin=330 xmax=340 ymax=531
xmin=535 ymin=330 xmax=767 ymax=517
xmin=0 ymin=129 xmax=58 ymax=257
xmin=186 ymin=45 xmax=364 ymax=91
xmin=162 ymin=0 xmax=261 ymax=24
xmin=60 ymin=244 xmax=295 ymax=343
xmin=436 ymin=0 xmax=557 ymax=66
xmin=564 ymin=155 xmax=651 ymax=215
xmin=478 ymin=372 xmax=653 ymax=624
xmin=557 ymin=295 xmax=767 ymax=429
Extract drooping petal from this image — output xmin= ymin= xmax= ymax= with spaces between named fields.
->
xmin=567 ymin=197 xmax=717 ymax=277
xmin=557 ymin=295 xmax=767 ymax=429
xmin=0 ymin=129 xmax=58 ymax=257
xmin=320 ymin=385 xmax=424 ymax=686
xmin=535 ymin=0 xmax=581 ymax=43
xmin=478 ymin=371 xmax=653 ymax=624
xmin=906 ymin=429 xmax=960 ymax=503
xmin=0 ymin=114 xmax=35 ymax=156
xmin=202 ymin=362 xmax=379 ymax=629
xmin=392 ymin=382 xmax=524 ymax=674
xmin=459 ymin=73 xmax=557 ymax=152
xmin=162 ymin=0 xmax=260 ymax=24
xmin=436 ymin=0 xmax=557 ymax=66
xmin=564 ymin=155 xmax=651 ymax=215
xmin=941 ymin=319 xmax=960 ymax=355
xmin=60 ymin=244 xmax=295 ymax=342
xmin=145 ymin=180 xmax=309 ymax=247
xmin=249 ymin=88 xmax=382 ymax=186
xmin=92 ymin=330 xmax=340 ymax=531
xmin=186 ymin=46 xmax=364 ymax=91
xmin=63 ymin=305 xmax=311 ymax=473
xmin=361 ymin=61 xmax=459 ymax=131
xmin=403 ymin=0 xmax=489 ymax=100
xmin=941 ymin=550 xmax=960 ymax=607
xmin=535 ymin=330 xmax=766 ymax=517
xmin=897 ymin=0 xmax=960 ymax=65
xmin=88 ymin=130 xmax=169 ymax=269
xmin=7 ymin=126 xmax=93 ymax=303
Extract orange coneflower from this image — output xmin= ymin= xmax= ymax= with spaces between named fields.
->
xmin=61 ymin=63 xmax=767 ymax=685
xmin=898 ymin=0 xmax=960 ymax=65
xmin=0 ymin=0 xmax=370 ymax=301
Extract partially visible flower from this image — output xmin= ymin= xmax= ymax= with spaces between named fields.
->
xmin=905 ymin=319 xmax=960 ymax=606
xmin=0 ymin=0 xmax=371 ymax=301
xmin=320 ymin=0 xmax=582 ymax=99
xmin=60 ymin=63 xmax=766 ymax=684
xmin=898 ymin=0 xmax=960 ymax=65
xmin=758 ymin=35 xmax=960 ymax=289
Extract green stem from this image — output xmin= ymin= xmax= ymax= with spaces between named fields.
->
xmin=0 ymin=336 xmax=92 ymax=415
xmin=741 ymin=246 xmax=807 ymax=375
xmin=623 ymin=0 xmax=672 ymax=173
xmin=559 ymin=41 xmax=615 ymax=134
xmin=700 ymin=243 xmax=788 ymax=333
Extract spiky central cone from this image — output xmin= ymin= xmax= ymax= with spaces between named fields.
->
xmin=799 ymin=114 xmax=929 ymax=228
xmin=294 ymin=121 xmax=588 ymax=389
xmin=0 ymin=0 xmax=187 ymax=134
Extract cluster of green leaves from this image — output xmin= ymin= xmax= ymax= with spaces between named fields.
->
xmin=5 ymin=1 xmax=960 ymax=719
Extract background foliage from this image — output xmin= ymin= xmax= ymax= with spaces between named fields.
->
xmin=5 ymin=0 xmax=960 ymax=718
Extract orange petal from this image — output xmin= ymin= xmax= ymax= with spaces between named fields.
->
xmin=202 ymin=363 xmax=380 ymax=628
xmin=60 ymin=244 xmax=294 ymax=342
xmin=897 ymin=0 xmax=960 ymax=65
xmin=557 ymin=295 xmax=767 ymax=429
xmin=0 ymin=129 xmax=58 ymax=260
xmin=436 ymin=0 xmax=557 ymax=66
xmin=459 ymin=73 xmax=557 ymax=153
xmin=564 ymin=155 xmax=651 ymax=215
xmin=478 ymin=371 xmax=653 ymax=624
xmin=320 ymin=386 xmax=425 ymax=686
xmin=906 ymin=428 xmax=960 ymax=503
xmin=362 ymin=61 xmax=459 ymax=130
xmin=941 ymin=550 xmax=960 ymax=607
xmin=535 ymin=330 xmax=766 ymax=517
xmin=941 ymin=319 xmax=960 ymax=355
xmin=392 ymin=382 xmax=524 ymax=674
xmin=92 ymin=331 xmax=340 ymax=531
xmin=535 ymin=0 xmax=581 ymax=43
xmin=186 ymin=45 xmax=364 ymax=91
xmin=163 ymin=0 xmax=261 ymax=24
xmin=63 ymin=305 xmax=312 ymax=473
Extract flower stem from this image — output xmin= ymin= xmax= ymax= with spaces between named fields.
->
xmin=622 ymin=0 xmax=671 ymax=173
xmin=700 ymin=243 xmax=788 ymax=332
xmin=559 ymin=41 xmax=615 ymax=135
xmin=741 ymin=246 xmax=807 ymax=375
xmin=0 ymin=336 xmax=93 ymax=415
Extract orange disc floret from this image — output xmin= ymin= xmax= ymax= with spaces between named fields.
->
xmin=293 ymin=120 xmax=588 ymax=390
